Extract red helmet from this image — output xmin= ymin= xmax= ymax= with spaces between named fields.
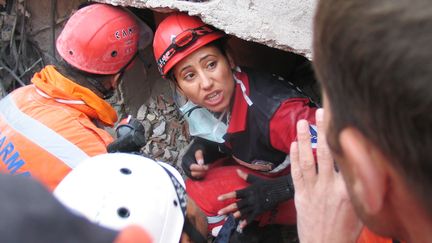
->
xmin=56 ymin=4 xmax=140 ymax=75
xmin=153 ymin=13 xmax=225 ymax=76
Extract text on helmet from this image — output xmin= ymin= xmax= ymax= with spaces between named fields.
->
xmin=114 ymin=26 xmax=137 ymax=40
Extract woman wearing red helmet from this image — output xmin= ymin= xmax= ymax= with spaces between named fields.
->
xmin=153 ymin=13 xmax=318 ymax=240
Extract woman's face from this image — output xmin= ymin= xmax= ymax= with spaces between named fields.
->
xmin=172 ymin=45 xmax=235 ymax=113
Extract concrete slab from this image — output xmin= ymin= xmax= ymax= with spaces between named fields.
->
xmin=94 ymin=0 xmax=316 ymax=59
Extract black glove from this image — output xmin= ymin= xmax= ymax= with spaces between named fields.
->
xmin=107 ymin=116 xmax=146 ymax=153
xmin=235 ymin=174 xmax=294 ymax=224
xmin=181 ymin=137 xmax=225 ymax=179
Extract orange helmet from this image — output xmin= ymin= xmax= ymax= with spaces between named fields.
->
xmin=153 ymin=13 xmax=225 ymax=76
xmin=56 ymin=4 xmax=140 ymax=75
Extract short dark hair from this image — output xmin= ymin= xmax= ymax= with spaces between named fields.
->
xmin=313 ymin=0 xmax=432 ymax=214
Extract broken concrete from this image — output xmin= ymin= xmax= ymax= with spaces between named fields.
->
xmin=136 ymin=93 xmax=191 ymax=170
xmin=94 ymin=0 xmax=316 ymax=59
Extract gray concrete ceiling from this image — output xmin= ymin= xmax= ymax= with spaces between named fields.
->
xmin=94 ymin=0 xmax=316 ymax=59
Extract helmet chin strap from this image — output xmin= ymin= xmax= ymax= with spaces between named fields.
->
xmin=86 ymin=76 xmax=115 ymax=100
xmin=87 ymin=53 xmax=136 ymax=100
xmin=183 ymin=216 xmax=207 ymax=243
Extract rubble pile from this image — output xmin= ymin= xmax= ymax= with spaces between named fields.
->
xmin=0 ymin=0 xmax=45 ymax=98
xmin=136 ymin=94 xmax=191 ymax=171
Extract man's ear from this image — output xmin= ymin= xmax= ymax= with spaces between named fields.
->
xmin=339 ymin=127 xmax=388 ymax=215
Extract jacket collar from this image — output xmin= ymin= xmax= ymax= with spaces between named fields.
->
xmin=227 ymin=67 xmax=253 ymax=134
xmin=31 ymin=65 xmax=117 ymax=126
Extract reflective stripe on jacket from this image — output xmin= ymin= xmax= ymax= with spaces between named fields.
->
xmin=0 ymin=66 xmax=114 ymax=190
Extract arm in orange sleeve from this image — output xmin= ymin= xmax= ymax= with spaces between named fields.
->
xmin=356 ymin=227 xmax=395 ymax=243
xmin=114 ymin=225 xmax=153 ymax=243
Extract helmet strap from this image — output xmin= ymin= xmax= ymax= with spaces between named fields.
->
xmin=86 ymin=53 xmax=136 ymax=100
xmin=86 ymin=76 xmax=115 ymax=100
xmin=118 ymin=53 xmax=138 ymax=75
xmin=183 ymin=216 xmax=207 ymax=243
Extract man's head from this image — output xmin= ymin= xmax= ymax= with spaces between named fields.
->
xmin=313 ymin=0 xmax=432 ymax=237
xmin=57 ymin=3 xmax=139 ymax=75
xmin=55 ymin=3 xmax=140 ymax=98
xmin=54 ymin=153 xmax=208 ymax=243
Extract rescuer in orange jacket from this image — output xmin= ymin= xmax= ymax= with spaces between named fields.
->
xmin=0 ymin=3 xmax=143 ymax=190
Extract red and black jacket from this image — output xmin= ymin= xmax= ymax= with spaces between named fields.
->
xmin=221 ymin=67 xmax=317 ymax=172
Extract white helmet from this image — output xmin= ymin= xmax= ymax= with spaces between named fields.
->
xmin=54 ymin=153 xmax=186 ymax=243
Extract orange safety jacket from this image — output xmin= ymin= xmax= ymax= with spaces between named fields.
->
xmin=0 ymin=65 xmax=116 ymax=191
xmin=357 ymin=227 xmax=395 ymax=243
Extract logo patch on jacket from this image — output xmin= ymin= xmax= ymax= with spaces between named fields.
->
xmin=309 ymin=125 xmax=318 ymax=148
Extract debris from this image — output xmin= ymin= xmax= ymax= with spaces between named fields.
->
xmin=159 ymin=134 xmax=167 ymax=140
xmin=171 ymin=150 xmax=179 ymax=161
xmin=148 ymin=97 xmax=156 ymax=109
xmin=178 ymin=135 xmax=186 ymax=142
xmin=146 ymin=113 xmax=156 ymax=121
xmin=157 ymin=95 xmax=167 ymax=110
xmin=132 ymin=94 xmax=190 ymax=170
xmin=152 ymin=146 xmax=164 ymax=158
xmin=152 ymin=121 xmax=166 ymax=137
xmin=169 ymin=130 xmax=176 ymax=146
xmin=163 ymin=148 xmax=172 ymax=160
xmin=143 ymin=120 xmax=152 ymax=137
xmin=164 ymin=105 xmax=176 ymax=114
xmin=136 ymin=104 xmax=148 ymax=120
xmin=143 ymin=140 xmax=152 ymax=154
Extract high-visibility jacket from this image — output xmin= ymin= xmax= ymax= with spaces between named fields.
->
xmin=357 ymin=227 xmax=395 ymax=243
xmin=0 ymin=65 xmax=116 ymax=190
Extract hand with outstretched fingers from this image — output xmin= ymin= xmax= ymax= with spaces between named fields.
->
xmin=217 ymin=170 xmax=294 ymax=229
xmin=291 ymin=108 xmax=362 ymax=243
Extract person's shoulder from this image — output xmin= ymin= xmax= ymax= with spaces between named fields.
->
xmin=241 ymin=67 xmax=276 ymax=82
xmin=242 ymin=67 xmax=293 ymax=89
